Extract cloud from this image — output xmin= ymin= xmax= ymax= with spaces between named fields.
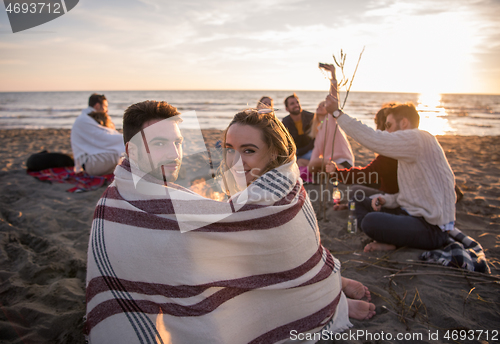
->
xmin=0 ymin=0 xmax=499 ymax=93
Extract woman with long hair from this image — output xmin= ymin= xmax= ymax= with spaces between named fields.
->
xmin=221 ymin=109 xmax=376 ymax=333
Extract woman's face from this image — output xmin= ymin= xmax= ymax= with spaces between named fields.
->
xmin=225 ymin=124 xmax=272 ymax=185
xmin=316 ymin=101 xmax=327 ymax=118
xmin=257 ymin=97 xmax=273 ymax=110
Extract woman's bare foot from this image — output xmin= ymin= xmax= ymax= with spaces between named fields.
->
xmin=342 ymin=277 xmax=371 ymax=301
xmin=333 ymin=203 xmax=348 ymax=211
xmin=347 ymin=299 xmax=376 ymax=320
xmin=364 ymin=241 xmax=397 ymax=252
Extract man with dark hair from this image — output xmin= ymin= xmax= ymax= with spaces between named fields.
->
xmin=85 ymin=100 xmax=186 ymax=342
xmin=326 ymin=91 xmax=456 ymax=253
xmin=384 ymin=103 xmax=420 ymax=129
xmin=123 ymin=100 xmax=183 ymax=182
xmin=326 ymin=104 xmax=399 ymax=210
xmin=281 ymin=93 xmax=315 ymax=167
xmin=71 ymin=93 xmax=124 ymax=175
xmin=85 ymin=100 xmax=376 ymax=343
xmin=88 ymin=93 xmax=108 ymax=110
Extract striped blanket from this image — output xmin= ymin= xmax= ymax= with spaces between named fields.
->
xmin=420 ymin=227 xmax=490 ymax=273
xmin=85 ymin=158 xmax=351 ymax=344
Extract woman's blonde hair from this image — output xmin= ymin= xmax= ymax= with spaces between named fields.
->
xmin=257 ymin=96 xmax=273 ymax=110
xmin=222 ymin=109 xmax=296 ymax=178
xmin=308 ymin=101 xmax=327 ymax=139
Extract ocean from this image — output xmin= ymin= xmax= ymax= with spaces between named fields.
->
xmin=1 ymin=90 xmax=499 ymax=136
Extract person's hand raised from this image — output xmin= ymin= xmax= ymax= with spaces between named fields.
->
xmin=320 ymin=63 xmax=336 ymax=81
xmin=325 ymin=94 xmax=339 ymax=114
xmin=323 ymin=64 xmax=340 ymax=114
xmin=325 ymin=160 xmax=338 ymax=174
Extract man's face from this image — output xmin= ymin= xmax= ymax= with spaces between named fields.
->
xmin=286 ymin=97 xmax=301 ymax=116
xmin=129 ymin=118 xmax=183 ymax=182
xmin=385 ymin=114 xmax=401 ymax=133
xmin=94 ymin=100 xmax=109 ymax=114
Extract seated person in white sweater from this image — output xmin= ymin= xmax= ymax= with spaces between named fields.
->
xmin=71 ymin=94 xmax=125 ymax=176
xmin=325 ymin=82 xmax=455 ymax=253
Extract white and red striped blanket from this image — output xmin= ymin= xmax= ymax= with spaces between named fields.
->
xmin=85 ymin=158 xmax=350 ymax=344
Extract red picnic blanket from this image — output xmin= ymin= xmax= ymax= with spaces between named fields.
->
xmin=27 ymin=167 xmax=113 ymax=193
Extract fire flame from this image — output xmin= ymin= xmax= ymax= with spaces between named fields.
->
xmin=155 ymin=309 xmax=172 ymax=344
xmin=190 ymin=178 xmax=226 ymax=201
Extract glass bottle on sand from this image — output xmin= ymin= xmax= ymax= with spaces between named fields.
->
xmin=347 ymin=201 xmax=357 ymax=234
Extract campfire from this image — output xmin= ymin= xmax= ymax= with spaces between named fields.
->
xmin=190 ymin=177 xmax=226 ymax=201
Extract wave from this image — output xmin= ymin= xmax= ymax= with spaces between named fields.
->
xmin=468 ymin=115 xmax=500 ymax=121
xmin=0 ymin=107 xmax=81 ymax=113
xmin=177 ymin=106 xmax=250 ymax=113
xmin=0 ymin=114 xmax=78 ymax=119
xmin=438 ymin=114 xmax=500 ymax=120
xmin=178 ymin=101 xmax=233 ymax=106
xmin=437 ymin=105 xmax=497 ymax=112
xmin=466 ymin=123 xmax=493 ymax=128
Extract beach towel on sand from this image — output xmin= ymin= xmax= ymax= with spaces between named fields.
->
xmin=27 ymin=167 xmax=113 ymax=193
xmin=420 ymin=227 xmax=490 ymax=273
xmin=85 ymin=158 xmax=351 ymax=344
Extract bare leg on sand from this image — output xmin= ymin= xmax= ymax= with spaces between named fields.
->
xmin=297 ymin=158 xmax=309 ymax=167
xmin=364 ymin=241 xmax=397 ymax=252
xmin=347 ymin=299 xmax=376 ymax=320
xmin=342 ymin=277 xmax=371 ymax=301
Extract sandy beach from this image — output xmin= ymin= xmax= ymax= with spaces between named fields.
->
xmin=0 ymin=129 xmax=499 ymax=343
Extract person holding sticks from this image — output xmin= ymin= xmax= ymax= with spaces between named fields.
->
xmin=306 ymin=66 xmax=354 ymax=181
xmin=323 ymin=65 xmax=455 ymax=253
xmin=325 ymin=104 xmax=399 ymax=210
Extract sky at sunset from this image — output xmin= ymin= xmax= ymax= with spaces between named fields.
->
xmin=0 ymin=0 xmax=499 ymax=94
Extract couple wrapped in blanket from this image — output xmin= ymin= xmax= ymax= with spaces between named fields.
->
xmin=84 ymin=101 xmax=375 ymax=344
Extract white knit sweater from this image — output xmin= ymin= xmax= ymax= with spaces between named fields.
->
xmin=337 ymin=113 xmax=456 ymax=226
